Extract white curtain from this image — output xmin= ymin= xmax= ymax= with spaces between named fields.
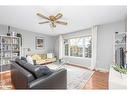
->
xmin=91 ymin=25 xmax=98 ymax=70
xmin=125 ymin=16 xmax=127 ymax=66
xmin=59 ymin=35 xmax=64 ymax=59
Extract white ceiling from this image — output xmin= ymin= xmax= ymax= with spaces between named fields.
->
xmin=0 ymin=6 xmax=127 ymax=36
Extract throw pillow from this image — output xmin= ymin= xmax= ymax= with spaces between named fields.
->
xmin=47 ymin=53 xmax=53 ymax=59
xmin=21 ymin=57 xmax=27 ymax=62
xmin=22 ymin=63 xmax=43 ymax=78
xmin=26 ymin=56 xmax=34 ymax=65
xmin=41 ymin=54 xmax=47 ymax=59
xmin=21 ymin=63 xmax=52 ymax=78
xmin=39 ymin=66 xmax=53 ymax=75
xmin=31 ymin=54 xmax=41 ymax=60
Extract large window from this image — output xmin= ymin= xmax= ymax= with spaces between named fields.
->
xmin=64 ymin=36 xmax=92 ymax=58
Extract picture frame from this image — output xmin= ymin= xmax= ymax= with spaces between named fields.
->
xmin=35 ymin=37 xmax=44 ymax=49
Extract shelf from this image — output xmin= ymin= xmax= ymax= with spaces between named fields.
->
xmin=12 ymin=44 xmax=19 ymax=45
xmin=2 ymin=43 xmax=11 ymax=45
xmin=0 ymin=50 xmax=19 ymax=52
xmin=2 ymin=43 xmax=19 ymax=45
xmin=115 ymin=42 xmax=125 ymax=44
xmin=115 ymin=43 xmax=126 ymax=45
xmin=0 ymin=35 xmax=19 ymax=38
xmin=0 ymin=64 xmax=11 ymax=72
xmin=115 ymin=33 xmax=126 ymax=37
xmin=0 ymin=35 xmax=21 ymax=71
xmin=1 ymin=50 xmax=12 ymax=52
xmin=2 ymin=57 xmax=11 ymax=59
xmin=12 ymin=51 xmax=20 ymax=53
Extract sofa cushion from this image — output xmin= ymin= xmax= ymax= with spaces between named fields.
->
xmin=11 ymin=62 xmax=35 ymax=83
xmin=21 ymin=63 xmax=52 ymax=78
xmin=22 ymin=63 xmax=43 ymax=78
xmin=15 ymin=58 xmax=27 ymax=66
xmin=40 ymin=54 xmax=47 ymax=59
xmin=15 ymin=58 xmax=52 ymax=78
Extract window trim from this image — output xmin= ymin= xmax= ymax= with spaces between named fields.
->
xmin=64 ymin=55 xmax=91 ymax=60
xmin=64 ymin=35 xmax=92 ymax=59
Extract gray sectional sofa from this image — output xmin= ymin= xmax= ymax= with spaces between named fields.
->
xmin=11 ymin=58 xmax=67 ymax=89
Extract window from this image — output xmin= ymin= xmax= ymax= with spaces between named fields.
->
xmin=84 ymin=36 xmax=92 ymax=58
xmin=69 ymin=38 xmax=84 ymax=57
xmin=64 ymin=36 xmax=92 ymax=58
xmin=64 ymin=39 xmax=69 ymax=56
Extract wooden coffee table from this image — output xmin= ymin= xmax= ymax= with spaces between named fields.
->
xmin=36 ymin=60 xmax=56 ymax=65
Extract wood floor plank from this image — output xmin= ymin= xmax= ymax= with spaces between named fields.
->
xmin=84 ymin=71 xmax=109 ymax=89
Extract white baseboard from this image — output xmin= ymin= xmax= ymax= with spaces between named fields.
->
xmin=95 ymin=67 xmax=109 ymax=72
xmin=68 ymin=63 xmax=91 ymax=69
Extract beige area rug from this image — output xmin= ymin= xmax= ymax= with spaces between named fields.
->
xmin=46 ymin=64 xmax=94 ymax=89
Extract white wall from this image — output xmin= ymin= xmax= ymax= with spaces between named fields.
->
xmin=125 ymin=17 xmax=127 ymax=66
xmin=62 ymin=28 xmax=92 ymax=39
xmin=53 ymin=35 xmax=59 ymax=58
xmin=0 ymin=24 xmax=56 ymax=56
xmin=96 ymin=20 xmax=125 ymax=71
xmin=0 ymin=25 xmax=8 ymax=35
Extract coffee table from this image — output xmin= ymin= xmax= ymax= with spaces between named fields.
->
xmin=55 ymin=61 xmax=67 ymax=68
xmin=45 ymin=60 xmax=68 ymax=70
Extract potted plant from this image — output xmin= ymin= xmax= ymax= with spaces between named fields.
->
xmin=113 ymin=64 xmax=127 ymax=80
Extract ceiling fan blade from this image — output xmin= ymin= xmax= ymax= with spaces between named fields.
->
xmin=56 ymin=21 xmax=67 ymax=25
xmin=55 ymin=13 xmax=63 ymax=20
xmin=37 ymin=13 xmax=50 ymax=20
xmin=38 ymin=21 xmax=50 ymax=24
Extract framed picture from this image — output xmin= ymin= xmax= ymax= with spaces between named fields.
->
xmin=35 ymin=37 xmax=44 ymax=49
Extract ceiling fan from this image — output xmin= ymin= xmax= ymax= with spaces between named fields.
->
xmin=36 ymin=12 xmax=67 ymax=28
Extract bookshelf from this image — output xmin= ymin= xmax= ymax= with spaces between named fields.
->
xmin=115 ymin=32 xmax=126 ymax=49
xmin=0 ymin=35 xmax=21 ymax=72
xmin=114 ymin=32 xmax=126 ymax=66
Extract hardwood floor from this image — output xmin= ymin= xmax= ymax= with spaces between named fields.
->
xmin=84 ymin=71 xmax=109 ymax=89
xmin=0 ymin=67 xmax=109 ymax=90
xmin=0 ymin=71 xmax=13 ymax=89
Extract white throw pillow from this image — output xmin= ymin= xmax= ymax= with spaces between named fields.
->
xmin=47 ymin=53 xmax=54 ymax=59
xmin=26 ymin=56 xmax=34 ymax=65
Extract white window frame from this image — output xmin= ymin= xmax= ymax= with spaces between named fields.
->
xmin=64 ymin=35 xmax=92 ymax=59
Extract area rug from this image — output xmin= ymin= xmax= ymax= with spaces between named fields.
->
xmin=46 ymin=64 xmax=94 ymax=89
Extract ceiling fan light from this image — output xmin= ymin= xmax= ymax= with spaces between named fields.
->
xmin=37 ymin=12 xmax=67 ymax=29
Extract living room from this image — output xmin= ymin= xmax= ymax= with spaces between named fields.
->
xmin=0 ymin=5 xmax=127 ymax=91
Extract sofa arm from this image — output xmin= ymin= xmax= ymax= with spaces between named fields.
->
xmin=29 ymin=69 xmax=67 ymax=89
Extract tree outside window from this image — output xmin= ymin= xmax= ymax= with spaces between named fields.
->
xmin=64 ymin=36 xmax=92 ymax=58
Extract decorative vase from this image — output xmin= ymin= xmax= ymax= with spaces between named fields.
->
xmin=59 ymin=59 xmax=62 ymax=63
xmin=7 ymin=26 xmax=11 ymax=36
xmin=16 ymin=33 xmax=22 ymax=46
xmin=16 ymin=33 xmax=21 ymax=37
xmin=7 ymin=33 xmax=10 ymax=36
xmin=11 ymin=32 xmax=16 ymax=37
